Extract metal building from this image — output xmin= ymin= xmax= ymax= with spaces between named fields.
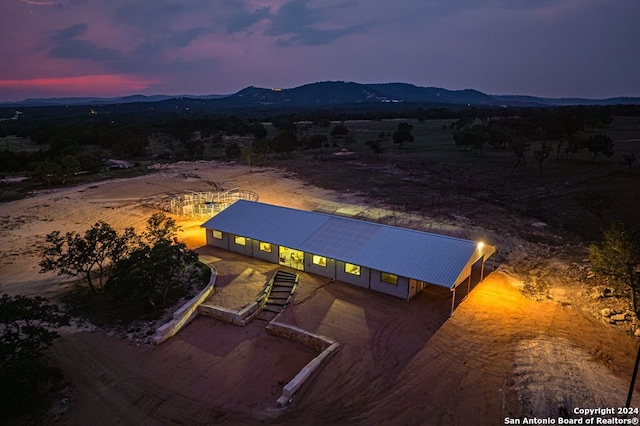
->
xmin=201 ymin=200 xmax=495 ymax=311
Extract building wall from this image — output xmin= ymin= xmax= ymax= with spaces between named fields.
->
xmin=335 ymin=261 xmax=370 ymax=289
xmin=207 ymin=229 xmax=228 ymax=249
xmin=304 ymin=254 xmax=336 ymax=280
xmin=229 ymin=234 xmax=253 ymax=257
xmin=252 ymin=240 xmax=279 ymax=264
xmin=204 ymin=231 xmax=431 ymax=301
xmin=370 ymin=271 xmax=409 ymax=299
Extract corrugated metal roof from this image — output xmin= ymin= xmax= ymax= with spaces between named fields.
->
xmin=201 ymin=200 xmax=493 ymax=289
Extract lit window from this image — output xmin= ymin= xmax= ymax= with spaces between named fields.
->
xmin=234 ymin=235 xmax=246 ymax=246
xmin=381 ymin=272 xmax=398 ymax=285
xmin=312 ymin=255 xmax=327 ymax=267
xmin=345 ymin=263 xmax=360 ymax=276
xmin=212 ymin=230 xmax=222 ymax=239
xmin=260 ymin=242 xmax=272 ymax=252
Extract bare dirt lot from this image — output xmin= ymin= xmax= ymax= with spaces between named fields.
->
xmin=1 ymin=161 xmax=639 ymax=425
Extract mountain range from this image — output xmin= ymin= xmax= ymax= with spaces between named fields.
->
xmin=2 ymin=82 xmax=639 ymax=108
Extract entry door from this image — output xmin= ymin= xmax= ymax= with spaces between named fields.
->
xmin=278 ymin=246 xmax=305 ymax=271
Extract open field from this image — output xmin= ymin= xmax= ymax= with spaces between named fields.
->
xmin=1 ymin=158 xmax=640 ymax=424
xmin=275 ymin=116 xmax=640 ymax=241
xmin=1 ymin=112 xmax=640 ymax=424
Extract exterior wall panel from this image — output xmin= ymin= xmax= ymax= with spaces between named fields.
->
xmin=304 ymin=254 xmax=336 ymax=280
xmin=336 ymin=261 xmax=370 ymax=289
xmin=207 ymin=230 xmax=228 ymax=249
xmin=229 ymin=234 xmax=253 ymax=257
xmin=253 ymin=241 xmax=279 ymax=263
xmin=370 ymin=271 xmax=410 ymax=299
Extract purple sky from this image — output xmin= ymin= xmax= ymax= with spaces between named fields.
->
xmin=1 ymin=0 xmax=639 ymax=101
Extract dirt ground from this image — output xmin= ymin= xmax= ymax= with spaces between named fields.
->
xmin=1 ymin=161 xmax=639 ymax=425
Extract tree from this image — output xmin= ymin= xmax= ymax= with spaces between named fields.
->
xmin=32 ymin=160 xmax=64 ymax=186
xmin=241 ymin=143 xmax=253 ymax=172
xmin=0 ymin=294 xmax=69 ymax=420
xmin=454 ymin=129 xmax=485 ymax=154
xmin=143 ymin=212 xmax=180 ymax=246
xmin=330 ymin=123 xmax=349 ymax=138
xmin=253 ymin=137 xmax=271 ymax=164
xmin=106 ymin=213 xmax=199 ymax=308
xmin=365 ymin=140 xmax=384 ymax=157
xmin=582 ymin=133 xmax=614 ymax=163
xmin=225 ymin=142 xmax=241 ymax=158
xmin=564 ymin=135 xmax=583 ymax=160
xmin=306 ymin=134 xmax=327 ymax=151
xmin=589 ymin=223 xmax=640 ymax=319
xmin=393 ymin=122 xmax=413 ymax=149
xmin=621 ymin=153 xmax=636 ymax=173
xmin=508 ymin=138 xmax=530 ymax=174
xmin=272 ymin=131 xmax=297 ymax=154
xmin=40 ymin=221 xmax=137 ymax=292
xmin=533 ymin=140 xmax=553 ymax=177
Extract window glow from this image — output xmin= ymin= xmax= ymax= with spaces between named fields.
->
xmin=381 ymin=272 xmax=398 ymax=285
xmin=234 ymin=235 xmax=246 ymax=246
xmin=259 ymin=242 xmax=271 ymax=252
xmin=312 ymin=255 xmax=327 ymax=267
xmin=345 ymin=263 xmax=361 ymax=276
xmin=212 ymin=230 xmax=222 ymax=239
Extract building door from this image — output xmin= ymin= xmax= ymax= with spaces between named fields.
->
xmin=278 ymin=246 xmax=305 ymax=271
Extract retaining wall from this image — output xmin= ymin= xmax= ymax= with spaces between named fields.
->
xmin=198 ymin=300 xmax=262 ymax=326
xmin=266 ymin=321 xmax=340 ymax=407
xmin=152 ymin=263 xmax=217 ymax=344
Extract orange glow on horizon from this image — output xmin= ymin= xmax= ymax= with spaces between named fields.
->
xmin=0 ymin=74 xmax=160 ymax=95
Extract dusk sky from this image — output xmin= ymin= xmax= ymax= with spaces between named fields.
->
xmin=1 ymin=0 xmax=639 ymax=102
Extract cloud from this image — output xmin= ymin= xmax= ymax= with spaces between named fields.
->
xmin=48 ymin=23 xmax=121 ymax=61
xmin=134 ymin=28 xmax=205 ymax=55
xmin=224 ymin=5 xmax=271 ymax=33
xmin=20 ymin=0 xmax=57 ymax=5
xmin=265 ymin=0 xmax=368 ymax=45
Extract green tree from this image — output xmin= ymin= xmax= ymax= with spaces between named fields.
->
xmin=582 ymin=133 xmax=614 ymax=163
xmin=32 ymin=160 xmax=64 ymax=186
xmin=272 ymin=131 xmax=297 ymax=154
xmin=106 ymin=213 xmax=199 ymax=308
xmin=40 ymin=222 xmax=137 ymax=292
xmin=533 ymin=140 xmax=553 ymax=177
xmin=225 ymin=142 xmax=241 ymax=158
xmin=393 ymin=122 xmax=414 ymax=149
xmin=241 ymin=143 xmax=254 ymax=171
xmin=620 ymin=153 xmax=636 ymax=173
xmin=0 ymin=294 xmax=70 ymax=420
xmin=564 ymin=136 xmax=583 ymax=160
xmin=365 ymin=140 xmax=384 ymax=157
xmin=589 ymin=223 xmax=640 ymax=319
xmin=508 ymin=138 xmax=530 ymax=174
xmin=253 ymin=137 xmax=271 ymax=164
xmin=330 ymin=123 xmax=349 ymax=138
xmin=306 ymin=134 xmax=327 ymax=151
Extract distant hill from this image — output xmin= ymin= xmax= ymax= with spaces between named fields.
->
xmin=1 ymin=82 xmax=639 ymax=108
xmin=1 ymin=93 xmax=226 ymax=107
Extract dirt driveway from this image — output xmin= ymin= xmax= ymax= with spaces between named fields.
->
xmin=0 ymin=161 xmax=638 ymax=424
xmin=51 ymin=249 xmax=640 ymax=425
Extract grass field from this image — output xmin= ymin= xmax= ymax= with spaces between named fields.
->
xmin=272 ymin=116 xmax=640 ymax=242
xmin=0 ymin=135 xmax=49 ymax=152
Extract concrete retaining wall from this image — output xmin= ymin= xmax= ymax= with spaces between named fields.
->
xmin=266 ymin=321 xmax=335 ymax=352
xmin=152 ymin=263 xmax=217 ymax=344
xmin=198 ymin=299 xmax=262 ymax=326
xmin=266 ymin=321 xmax=340 ymax=407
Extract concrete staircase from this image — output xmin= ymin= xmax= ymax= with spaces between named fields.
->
xmin=257 ymin=270 xmax=298 ymax=321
